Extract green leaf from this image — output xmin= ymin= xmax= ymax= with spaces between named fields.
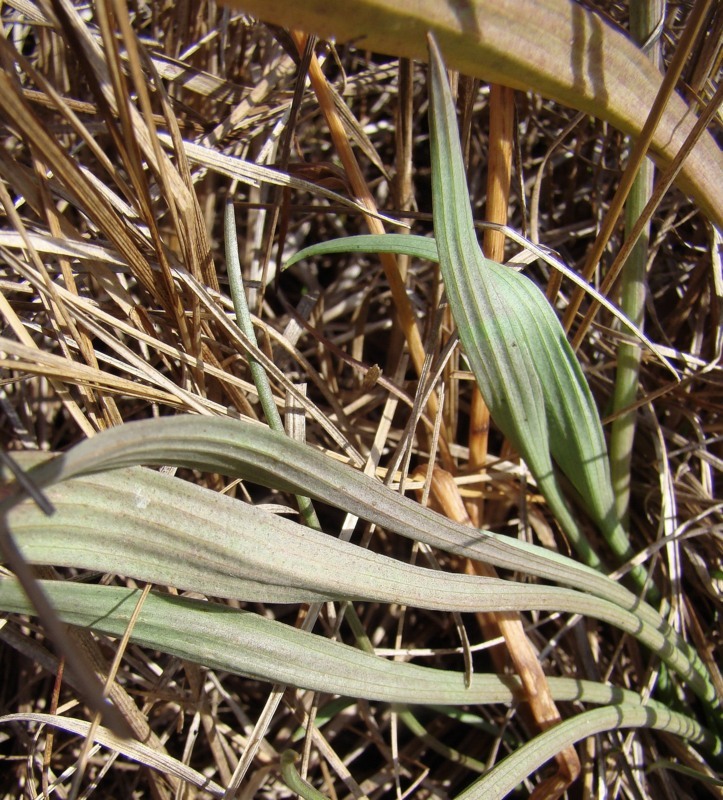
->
xmin=0 ymin=416 xmax=714 ymax=705
xmin=0 ymin=577 xmax=710 ymax=720
xmin=1 ymin=579 xmax=717 ymax=789
xmin=285 ymin=234 xmax=440 ymax=266
xmin=0 ymin=455 xmax=681 ymax=653
xmin=4 ymin=576 xmax=717 ymax=796
xmin=425 ymin=34 xmax=649 ymax=593
xmin=456 ymin=704 xmax=721 ymax=799
xmin=281 ymin=751 xmax=330 ymax=800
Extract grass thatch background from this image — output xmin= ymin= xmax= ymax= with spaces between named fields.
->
xmin=0 ymin=0 xmax=721 ymax=798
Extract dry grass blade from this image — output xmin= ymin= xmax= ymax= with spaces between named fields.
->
xmin=571 ymin=80 xmax=723 ymax=350
xmin=222 ymin=0 xmax=723 ymax=227
xmin=0 ymin=713 xmax=223 ymax=796
xmin=0 ymin=70 xmax=159 ymax=298
xmin=288 ymin=29 xmax=454 ymax=470
xmin=158 ymin=132 xmax=403 ymax=224
xmin=2 ymin=2 xmax=721 ymax=796
xmin=562 ymin=0 xmax=714 ymax=335
xmin=0 ymin=337 xmax=202 ymax=410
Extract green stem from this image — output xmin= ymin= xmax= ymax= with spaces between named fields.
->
xmin=280 ymin=750 xmax=330 ymax=800
xmin=609 ymin=1 xmax=661 ymax=528
xmin=224 ymin=198 xmax=320 ymax=530
xmin=606 ymin=1 xmax=665 ymax=614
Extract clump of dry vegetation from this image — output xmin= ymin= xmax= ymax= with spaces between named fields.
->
xmin=0 ymin=1 xmax=721 ymax=798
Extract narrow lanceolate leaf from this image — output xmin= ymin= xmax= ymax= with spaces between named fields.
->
xmin=0 ymin=455 xmax=682 ymax=663
xmin=426 ymin=35 xmax=646 ymax=591
xmin=2 ymin=580 xmax=717 ymax=797
xmin=0 ymin=578 xmax=715 ymax=735
xmin=455 ymin=703 xmax=722 ymax=800
xmin=0 ymin=416 xmax=714 ymax=705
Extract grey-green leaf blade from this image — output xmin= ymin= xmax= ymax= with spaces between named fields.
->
xmin=0 ymin=578 xmax=714 ymax=733
xmin=2 ymin=458 xmax=673 ymax=653
xmin=456 ymin=703 xmax=720 ymax=799
xmin=425 ymin=35 xmax=643 ymax=585
xmin=1 ymin=415 xmax=711 ymax=702
xmin=284 ymin=234 xmax=440 ymax=268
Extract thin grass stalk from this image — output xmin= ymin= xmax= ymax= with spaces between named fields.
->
xmin=224 ymin=198 xmax=320 ymax=531
xmin=609 ymin=2 xmax=662 ymax=528
xmin=224 ymin=199 xmax=324 ymax=794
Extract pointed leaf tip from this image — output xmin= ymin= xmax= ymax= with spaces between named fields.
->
xmin=425 ymin=33 xmax=641 ymax=580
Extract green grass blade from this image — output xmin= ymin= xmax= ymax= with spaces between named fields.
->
xmin=0 ymin=417 xmax=632 ymax=601
xmin=1 ymin=579 xmax=717 ymax=785
xmin=285 ymin=234 xmax=440 ymax=265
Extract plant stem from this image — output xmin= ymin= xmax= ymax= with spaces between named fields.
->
xmin=225 ymin=197 xmax=320 ymax=532
xmin=609 ymin=1 xmax=662 ymax=527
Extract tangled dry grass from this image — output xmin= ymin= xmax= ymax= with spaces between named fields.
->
xmin=0 ymin=0 xmax=721 ymax=798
